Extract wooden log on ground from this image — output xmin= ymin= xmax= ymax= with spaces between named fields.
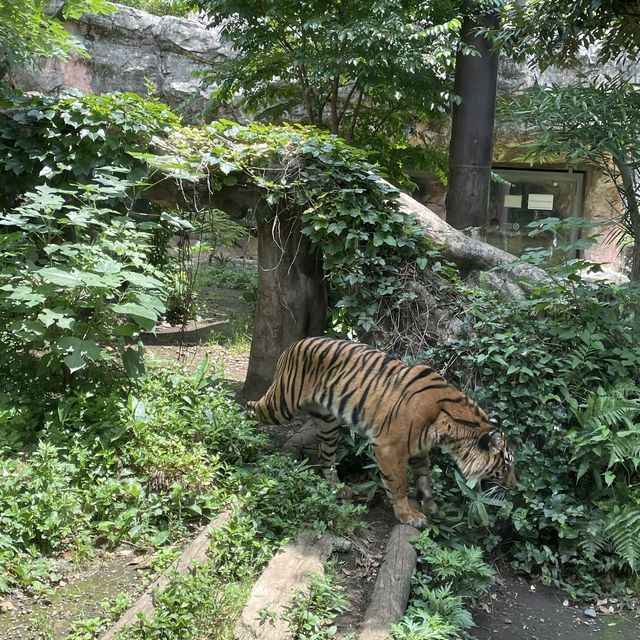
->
xmin=357 ymin=524 xmax=418 ymax=640
xmin=234 ymin=531 xmax=335 ymax=640
xmin=282 ymin=418 xmax=320 ymax=464
xmin=99 ymin=509 xmax=231 ymax=640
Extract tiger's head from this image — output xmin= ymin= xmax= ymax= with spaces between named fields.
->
xmin=474 ymin=427 xmax=517 ymax=489
xmin=438 ymin=412 xmax=517 ymax=489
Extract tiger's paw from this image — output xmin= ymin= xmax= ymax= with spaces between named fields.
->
xmin=395 ymin=507 xmax=428 ymax=529
xmin=337 ymin=484 xmax=354 ymax=501
xmin=245 ymin=401 xmax=256 ymax=418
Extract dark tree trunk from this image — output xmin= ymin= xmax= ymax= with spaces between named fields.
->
xmin=617 ymin=159 xmax=640 ymax=281
xmin=445 ymin=7 xmax=499 ymax=229
xmin=243 ymin=208 xmax=327 ymax=400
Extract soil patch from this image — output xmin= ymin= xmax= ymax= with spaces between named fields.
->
xmin=0 ymin=550 xmax=151 ymax=640
xmin=472 ymin=567 xmax=639 ymax=640
xmin=333 ymin=499 xmax=399 ymax=636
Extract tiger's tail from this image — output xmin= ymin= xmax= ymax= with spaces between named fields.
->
xmin=245 ymin=389 xmax=295 ymax=425
xmin=245 ymin=400 xmax=258 ymax=419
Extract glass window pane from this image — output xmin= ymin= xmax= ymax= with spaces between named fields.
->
xmin=484 ymin=170 xmax=584 ymax=257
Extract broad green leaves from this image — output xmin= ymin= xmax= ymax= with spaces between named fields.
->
xmin=0 ymin=92 xmax=178 ymax=207
xmin=494 ymin=0 xmax=640 ymax=70
xmin=0 ymin=178 xmax=168 ymax=378
xmin=200 ymin=119 xmax=441 ymax=336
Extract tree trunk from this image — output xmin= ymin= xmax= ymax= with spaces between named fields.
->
xmin=617 ymin=159 xmax=640 ymax=281
xmin=243 ymin=208 xmax=327 ymax=400
xmin=445 ymin=6 xmax=499 ymax=229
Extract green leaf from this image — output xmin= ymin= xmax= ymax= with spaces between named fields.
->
xmin=37 ymin=267 xmax=83 ymax=288
xmin=110 ymin=302 xmax=160 ymax=330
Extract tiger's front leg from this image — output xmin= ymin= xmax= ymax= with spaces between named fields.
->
xmin=375 ymin=444 xmax=427 ymax=529
xmin=410 ymin=452 xmax=438 ymax=515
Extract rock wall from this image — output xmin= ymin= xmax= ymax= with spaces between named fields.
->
xmin=11 ymin=3 xmax=231 ymax=118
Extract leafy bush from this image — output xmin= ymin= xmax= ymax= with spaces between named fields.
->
xmin=0 ymin=362 xmax=263 ymax=593
xmin=0 ymin=176 xmax=167 ymax=381
xmin=211 ymin=454 xmax=364 ymax=581
xmin=0 ymin=92 xmax=178 ymax=206
xmin=419 ymin=270 xmax=640 ymax=595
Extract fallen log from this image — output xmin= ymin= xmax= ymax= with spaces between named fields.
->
xmin=357 ymin=524 xmax=418 ymax=640
xmin=234 ymin=531 xmax=336 ymax=640
xmin=99 ymin=509 xmax=231 ymax=640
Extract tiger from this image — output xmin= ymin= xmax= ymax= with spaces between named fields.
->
xmin=246 ymin=336 xmax=516 ymax=528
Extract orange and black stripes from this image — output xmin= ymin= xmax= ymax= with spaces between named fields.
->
xmin=247 ymin=337 xmax=516 ymax=528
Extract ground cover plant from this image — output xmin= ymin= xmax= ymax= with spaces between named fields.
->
xmin=0 ymin=359 xmax=362 ymax=636
xmin=391 ymin=535 xmax=494 ymax=640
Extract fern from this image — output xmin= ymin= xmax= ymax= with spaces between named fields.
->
xmin=569 ymin=384 xmax=640 ymax=477
xmin=576 ymin=517 xmax=609 ymax=560
xmin=605 ymin=505 xmax=640 ymax=572
xmin=408 ymin=584 xmax=475 ymax=631
xmin=390 ymin=612 xmax=460 ymax=640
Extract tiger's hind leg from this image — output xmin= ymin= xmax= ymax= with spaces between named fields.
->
xmin=310 ymin=411 xmax=342 ymax=486
xmin=375 ymin=444 xmax=427 ymax=529
xmin=308 ymin=409 xmax=353 ymax=497
xmin=410 ymin=452 xmax=438 ymax=515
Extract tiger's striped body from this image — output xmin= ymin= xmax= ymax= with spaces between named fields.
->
xmin=247 ymin=337 xmax=516 ymax=527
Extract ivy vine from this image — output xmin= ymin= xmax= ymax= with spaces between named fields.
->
xmin=155 ymin=120 xmax=446 ymax=336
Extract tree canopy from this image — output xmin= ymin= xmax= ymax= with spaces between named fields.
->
xmin=196 ymin=0 xmax=463 ymax=173
xmin=494 ymin=0 xmax=640 ymax=68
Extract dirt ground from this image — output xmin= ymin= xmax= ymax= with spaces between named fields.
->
xmin=0 ymin=550 xmax=152 ymax=640
xmin=472 ymin=570 xmax=639 ymax=640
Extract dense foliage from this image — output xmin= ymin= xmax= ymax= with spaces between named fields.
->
xmin=419 ymin=257 xmax=640 ymax=595
xmin=195 ymin=0 xmax=461 ymax=176
xmin=0 ymin=93 xmax=186 ymax=383
xmin=157 ymin=120 xmax=441 ymax=335
xmin=115 ymin=0 xmax=194 ymax=17
xmin=0 ymin=176 xmax=168 ymax=382
xmin=494 ymin=0 xmax=640 ymax=69
xmin=0 ymin=362 xmax=360 ymax=599
xmin=0 ymin=92 xmax=178 ymax=206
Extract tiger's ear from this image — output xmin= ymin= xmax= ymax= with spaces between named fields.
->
xmin=479 ymin=430 xmax=504 ymax=452
xmin=489 ymin=416 xmax=502 ymax=428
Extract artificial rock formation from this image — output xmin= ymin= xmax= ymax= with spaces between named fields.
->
xmin=11 ymin=3 xmax=231 ymax=117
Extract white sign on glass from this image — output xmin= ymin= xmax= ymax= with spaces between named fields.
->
xmin=504 ymin=195 xmax=522 ymax=208
xmin=528 ymin=194 xmax=554 ymax=210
